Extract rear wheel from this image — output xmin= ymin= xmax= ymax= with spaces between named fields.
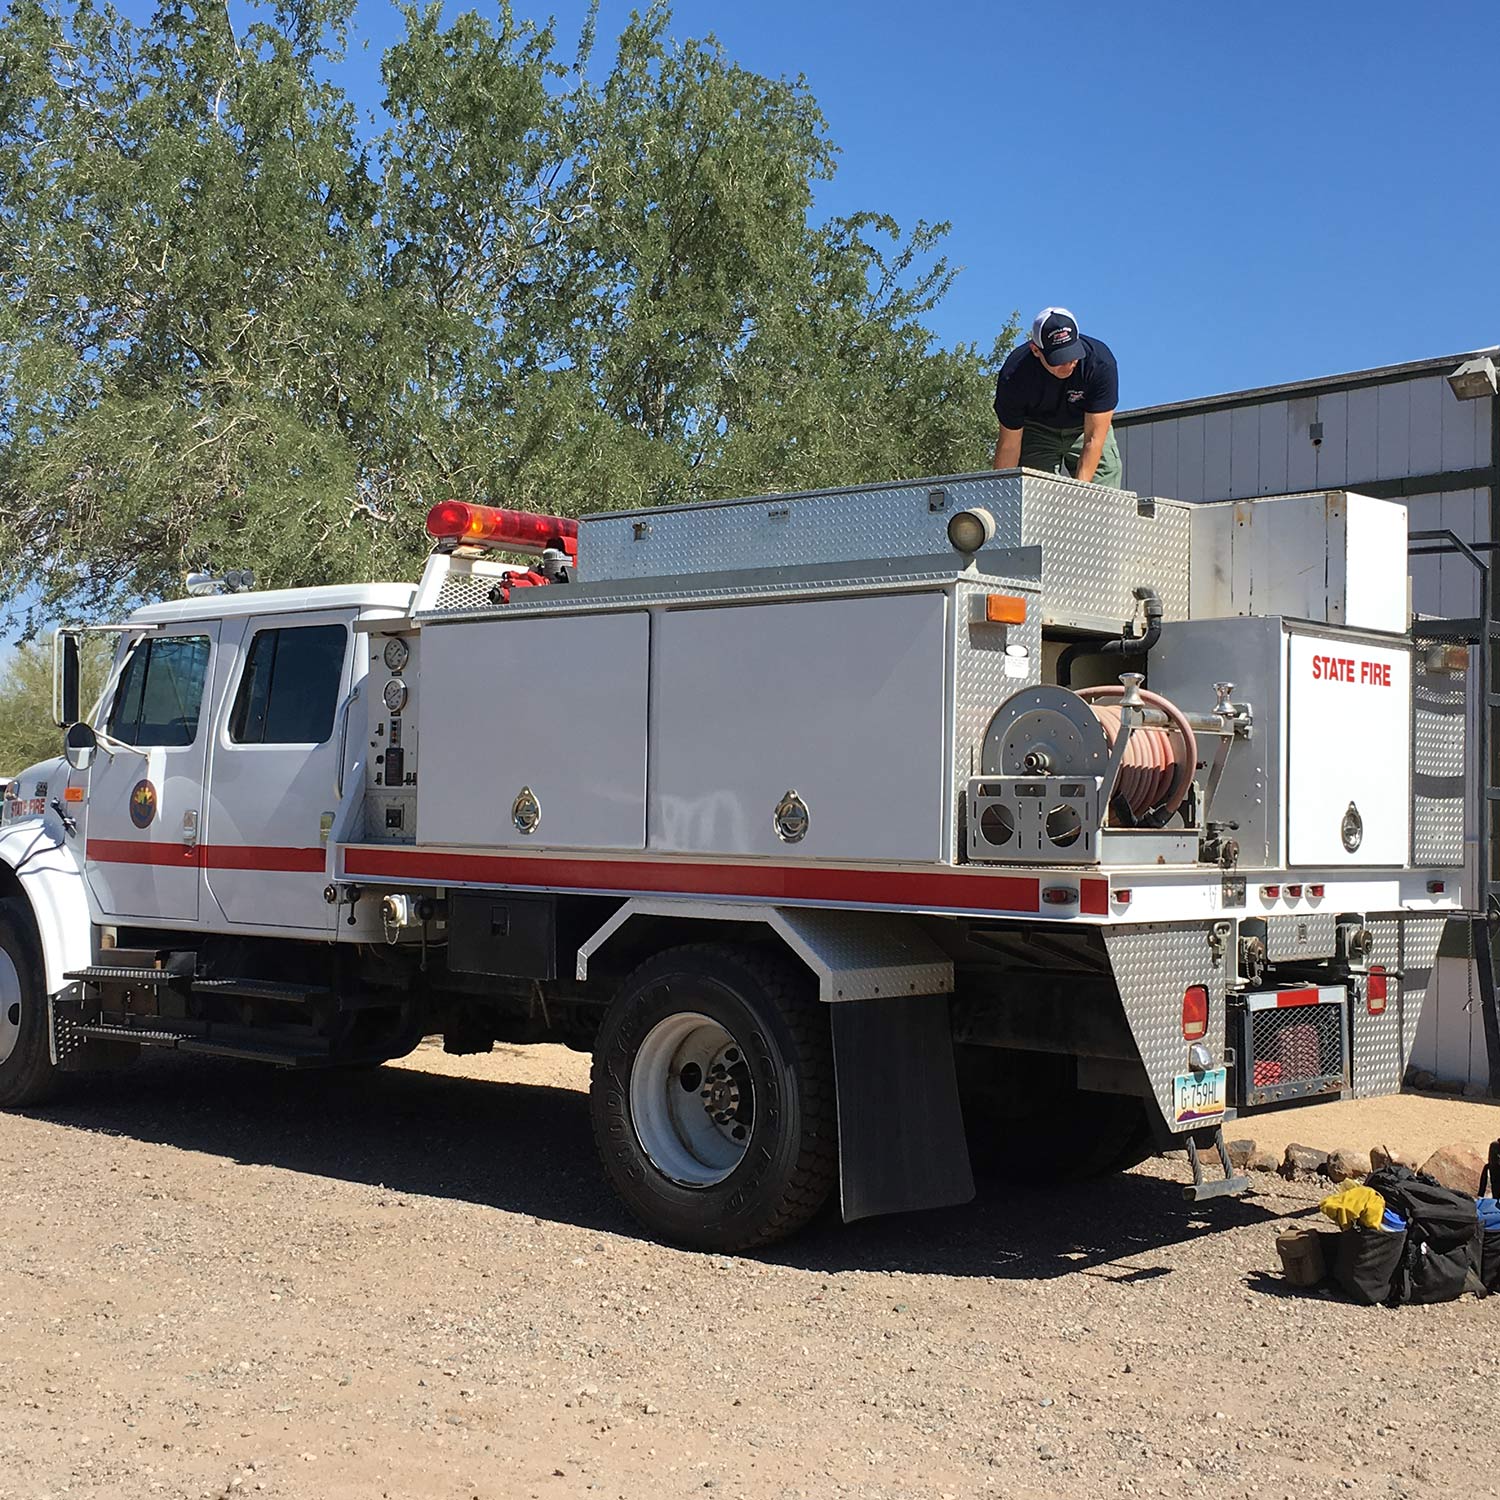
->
xmin=0 ymin=899 xmax=60 ymax=1108
xmin=590 ymin=944 xmax=837 ymax=1251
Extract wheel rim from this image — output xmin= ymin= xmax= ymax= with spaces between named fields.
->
xmin=629 ymin=1011 xmax=755 ymax=1187
xmin=0 ymin=947 xmax=22 ymax=1068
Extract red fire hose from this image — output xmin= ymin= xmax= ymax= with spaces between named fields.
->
xmin=1075 ymin=685 xmax=1198 ymax=821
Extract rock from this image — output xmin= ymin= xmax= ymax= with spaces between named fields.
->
xmin=1419 ymin=1144 xmax=1486 ymax=1196
xmin=1225 ymin=1139 xmax=1256 ymax=1170
xmin=1246 ymin=1148 xmax=1280 ymax=1173
xmin=1323 ymin=1148 xmax=1372 ymax=1183
xmin=1369 ymin=1145 xmax=1420 ymax=1173
xmin=1408 ymin=1068 xmax=1437 ymax=1091
xmin=1280 ymin=1143 xmax=1330 ymax=1179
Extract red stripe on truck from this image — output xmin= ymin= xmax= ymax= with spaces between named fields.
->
xmin=342 ymin=846 xmax=1050 ymax=915
xmin=88 ymin=839 xmax=325 ymax=873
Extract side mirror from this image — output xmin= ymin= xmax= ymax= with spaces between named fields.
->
xmin=52 ymin=629 xmax=81 ymax=727
xmin=63 ymin=720 xmax=98 ymax=773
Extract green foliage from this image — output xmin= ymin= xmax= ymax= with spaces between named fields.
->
xmin=0 ymin=0 xmax=1018 ymax=631
xmin=0 ymin=636 xmax=111 ymax=773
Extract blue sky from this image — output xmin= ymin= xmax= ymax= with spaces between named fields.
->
xmin=319 ymin=0 xmax=1500 ymax=409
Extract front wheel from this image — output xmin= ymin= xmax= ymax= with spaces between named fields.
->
xmin=0 ymin=899 xmax=60 ymax=1108
xmin=590 ymin=944 xmax=837 ymax=1251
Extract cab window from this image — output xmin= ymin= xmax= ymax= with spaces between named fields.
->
xmin=107 ymin=635 xmax=211 ymax=747
xmin=229 ymin=624 xmax=348 ymax=745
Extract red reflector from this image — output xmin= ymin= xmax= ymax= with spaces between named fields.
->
xmin=425 ymin=500 xmax=579 ymax=559
xmin=1309 ymin=884 xmax=1325 ymax=898
xmin=1285 ymin=884 xmax=1302 ymax=898
xmin=1182 ymin=985 xmax=1208 ymax=1040
xmin=1041 ymin=886 xmax=1077 ymax=906
xmin=1274 ymin=986 xmax=1321 ymax=1008
xmin=1367 ymin=965 xmax=1388 ymax=1014
xmin=1260 ymin=885 xmax=1280 ymax=899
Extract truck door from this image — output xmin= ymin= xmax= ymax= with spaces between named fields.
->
xmin=201 ymin=610 xmax=355 ymax=931
xmin=84 ymin=626 xmax=217 ymax=924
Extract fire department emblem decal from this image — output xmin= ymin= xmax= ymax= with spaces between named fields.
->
xmin=129 ymin=778 xmax=158 ymax=829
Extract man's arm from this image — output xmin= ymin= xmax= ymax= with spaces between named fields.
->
xmin=993 ymin=423 xmax=1023 ymax=470
xmin=1074 ymin=408 xmax=1114 ymax=483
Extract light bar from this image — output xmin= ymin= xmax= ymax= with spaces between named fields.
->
xmin=425 ymin=501 xmax=579 ymax=560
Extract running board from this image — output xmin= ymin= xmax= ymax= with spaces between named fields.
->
xmin=1183 ymin=1128 xmax=1251 ymax=1201
xmin=70 ymin=1022 xmax=333 ymax=1068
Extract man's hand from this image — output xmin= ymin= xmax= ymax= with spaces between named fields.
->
xmin=1074 ymin=408 xmax=1114 ymax=483
xmin=993 ymin=424 xmax=1023 ymax=471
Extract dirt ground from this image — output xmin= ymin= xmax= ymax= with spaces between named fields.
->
xmin=3 ymin=1043 xmax=1500 ymax=1500
xmin=1225 ymin=1087 xmax=1500 ymax=1165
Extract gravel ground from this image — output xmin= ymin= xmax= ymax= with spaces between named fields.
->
xmin=2 ymin=1041 xmax=1498 ymax=1500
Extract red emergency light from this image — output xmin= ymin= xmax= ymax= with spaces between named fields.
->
xmin=425 ymin=500 xmax=579 ymax=560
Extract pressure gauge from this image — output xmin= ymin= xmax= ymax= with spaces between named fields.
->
xmin=382 ymin=637 xmax=410 ymax=672
xmin=383 ymin=678 xmax=409 ymax=714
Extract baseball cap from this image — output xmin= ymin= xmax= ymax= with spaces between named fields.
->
xmin=1030 ymin=307 xmax=1085 ymax=366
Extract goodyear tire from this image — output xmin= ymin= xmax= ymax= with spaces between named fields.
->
xmin=0 ymin=898 xmax=60 ymax=1109
xmin=590 ymin=944 xmax=837 ymax=1252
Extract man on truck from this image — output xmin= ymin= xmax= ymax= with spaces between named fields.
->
xmin=992 ymin=307 xmax=1122 ymax=487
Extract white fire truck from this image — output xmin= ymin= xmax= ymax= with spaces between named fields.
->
xmin=0 ymin=470 xmax=1469 ymax=1250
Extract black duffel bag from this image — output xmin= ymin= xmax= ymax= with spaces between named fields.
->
xmin=1368 ymin=1164 xmax=1481 ymax=1305
xmin=1332 ymin=1224 xmax=1407 ymax=1305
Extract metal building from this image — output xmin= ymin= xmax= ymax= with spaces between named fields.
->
xmin=1116 ymin=348 xmax=1500 ymax=1092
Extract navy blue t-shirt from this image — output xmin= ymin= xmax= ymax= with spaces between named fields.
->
xmin=993 ymin=335 xmax=1119 ymax=431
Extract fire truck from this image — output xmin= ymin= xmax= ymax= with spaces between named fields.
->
xmin=0 ymin=470 xmax=1469 ymax=1250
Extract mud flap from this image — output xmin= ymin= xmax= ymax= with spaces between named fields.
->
xmin=831 ymin=995 xmax=975 ymax=1222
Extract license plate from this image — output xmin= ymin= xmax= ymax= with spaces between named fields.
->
xmin=1174 ymin=1067 xmax=1227 ymax=1124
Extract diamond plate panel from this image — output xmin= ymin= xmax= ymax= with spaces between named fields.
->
xmin=1264 ymin=911 xmax=1338 ymax=961
xmin=770 ymin=907 xmax=954 ymax=1003
xmin=576 ymin=471 xmax=1191 ymax=634
xmin=1412 ymin=666 xmax=1466 ymax=867
xmin=952 ymin=577 xmax=1042 ymax=862
xmin=1352 ymin=917 xmax=1404 ymax=1098
xmin=1017 ymin=478 xmax=1191 ymax=631
xmin=1103 ymin=922 xmax=1230 ymax=1132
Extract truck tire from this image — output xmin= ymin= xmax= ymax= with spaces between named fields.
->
xmin=0 ymin=899 xmax=60 ymax=1109
xmin=590 ymin=944 xmax=837 ymax=1252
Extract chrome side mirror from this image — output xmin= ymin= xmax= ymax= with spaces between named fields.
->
xmin=63 ymin=720 xmax=98 ymax=772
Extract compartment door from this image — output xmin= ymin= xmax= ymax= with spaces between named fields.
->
xmin=1286 ymin=633 xmax=1411 ymax=866
xmin=650 ymin=592 xmax=949 ymax=863
xmin=417 ymin=612 xmax=650 ymax=851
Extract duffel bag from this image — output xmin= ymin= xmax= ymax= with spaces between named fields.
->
xmin=1333 ymin=1225 xmax=1407 ymax=1306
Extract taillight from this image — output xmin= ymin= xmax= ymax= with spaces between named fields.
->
xmin=1182 ymin=985 xmax=1209 ymax=1040
xmin=1367 ymin=966 xmax=1388 ymax=1015
xmin=425 ymin=500 xmax=579 ymax=559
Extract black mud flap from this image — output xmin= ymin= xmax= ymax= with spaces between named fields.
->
xmin=831 ymin=995 xmax=975 ymax=1222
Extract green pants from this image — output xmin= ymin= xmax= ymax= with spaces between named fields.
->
xmin=1020 ymin=422 xmax=1123 ymax=488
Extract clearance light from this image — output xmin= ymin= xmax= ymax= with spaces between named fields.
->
xmin=1113 ymin=888 xmax=1133 ymax=907
xmin=1285 ymin=884 xmax=1303 ymax=899
xmin=1041 ymin=886 xmax=1077 ymax=906
xmin=1260 ymin=885 xmax=1280 ymax=900
xmin=1427 ymin=879 xmax=1446 ymax=895
xmin=985 ymin=594 xmax=1027 ymax=624
xmin=1309 ymin=884 xmax=1325 ymax=898
xmin=947 ymin=507 xmax=996 ymax=553
xmin=425 ymin=501 xmax=579 ymax=560
xmin=1182 ymin=985 xmax=1209 ymax=1041
xmin=1367 ymin=965 xmax=1389 ymax=1015
xmin=63 ymin=786 xmax=85 ymax=803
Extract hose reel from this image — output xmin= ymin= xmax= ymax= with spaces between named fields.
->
xmin=974 ymin=677 xmax=1198 ymax=859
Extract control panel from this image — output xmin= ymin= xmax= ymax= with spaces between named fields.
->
xmin=366 ymin=631 xmax=419 ymax=843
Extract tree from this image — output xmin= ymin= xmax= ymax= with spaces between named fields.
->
xmin=0 ymin=636 xmax=111 ymax=774
xmin=0 ymin=0 xmax=1016 ymax=635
